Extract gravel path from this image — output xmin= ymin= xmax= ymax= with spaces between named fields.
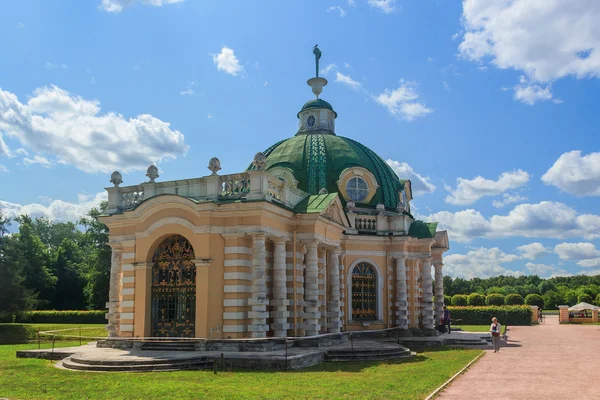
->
xmin=438 ymin=316 xmax=600 ymax=399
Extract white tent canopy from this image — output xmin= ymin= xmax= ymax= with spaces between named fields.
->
xmin=568 ymin=302 xmax=599 ymax=312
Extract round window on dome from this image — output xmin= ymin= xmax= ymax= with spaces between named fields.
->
xmin=346 ymin=177 xmax=369 ymax=202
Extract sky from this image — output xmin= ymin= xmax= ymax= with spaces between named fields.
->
xmin=1 ymin=0 xmax=600 ymax=280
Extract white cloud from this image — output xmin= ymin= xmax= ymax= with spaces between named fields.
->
xmin=458 ymin=0 xmax=600 ymax=102
xmin=100 ymin=0 xmax=183 ymax=13
xmin=344 ymin=62 xmax=352 ymax=69
xmin=513 ymin=77 xmax=556 ymax=105
xmin=348 ymin=0 xmax=355 ymax=6
xmin=0 ymin=85 xmax=187 ymax=174
xmin=542 ymin=151 xmax=600 ymax=197
xmin=386 ymin=160 xmax=436 ymax=196
xmin=23 ymin=155 xmax=52 ymax=168
xmin=368 ymin=0 xmax=396 ymax=14
xmin=444 ymin=247 xmax=522 ymax=279
xmin=445 ymin=169 xmax=530 ymax=205
xmin=0 ymin=192 xmax=107 ymax=223
xmin=492 ymin=193 xmax=528 ymax=208
xmin=15 ymin=148 xmax=28 ymax=156
xmin=180 ymin=89 xmax=194 ymax=96
xmin=320 ymin=63 xmax=337 ymax=76
xmin=207 ymin=113 xmax=212 ymax=119
xmin=45 ymin=62 xmax=68 ymax=69
xmin=335 ymin=72 xmax=361 ymax=90
xmin=327 ymin=6 xmax=346 ymax=17
xmin=524 ymin=262 xmax=569 ymax=278
xmin=516 ymin=242 xmax=551 ymax=260
xmin=212 ymin=46 xmax=244 ymax=76
xmin=0 ymin=132 xmax=11 ymax=157
xmin=554 ymin=242 xmax=600 ymax=265
xmin=0 ymin=165 xmax=7 ymax=173
xmin=442 ymin=81 xmax=450 ymax=90
xmin=374 ymin=81 xmax=433 ymax=121
xmin=419 ymin=201 xmax=600 ymax=243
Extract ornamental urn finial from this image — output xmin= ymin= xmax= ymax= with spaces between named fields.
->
xmin=376 ymin=203 xmax=385 ymax=215
xmin=346 ymin=201 xmax=356 ymax=212
xmin=208 ymin=157 xmax=221 ymax=175
xmin=252 ymin=152 xmax=267 ymax=170
xmin=110 ymin=171 xmax=123 ymax=187
xmin=146 ymin=165 xmax=159 ymax=183
xmin=319 ymin=187 xmax=328 ymax=194
xmin=396 ymin=201 xmax=406 ymax=214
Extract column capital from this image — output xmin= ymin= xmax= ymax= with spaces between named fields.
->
xmin=328 ymin=248 xmax=342 ymax=256
xmin=433 ymin=261 xmax=444 ymax=268
xmin=391 ymin=252 xmax=407 ymax=260
xmin=271 ymin=237 xmax=288 ymax=244
xmin=247 ymin=232 xmax=267 ymax=241
xmin=302 ymin=240 xmax=319 ymax=249
xmin=108 ymin=241 xmax=124 ymax=251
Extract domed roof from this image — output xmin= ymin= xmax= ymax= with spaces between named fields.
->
xmin=297 ymin=99 xmax=337 ymax=118
xmin=249 ymin=133 xmax=403 ymax=210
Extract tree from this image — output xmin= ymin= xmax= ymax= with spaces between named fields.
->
xmin=542 ymin=291 xmax=563 ymax=309
xmin=505 ymin=293 xmax=524 ymax=305
xmin=485 ymin=293 xmax=505 ymax=306
xmin=442 ymin=276 xmax=454 ymax=296
xmin=538 ymin=280 xmax=556 ymax=295
xmin=564 ymin=290 xmax=578 ymax=306
xmin=596 ymin=293 xmax=600 ymax=306
xmin=50 ymin=238 xmax=86 ymax=310
xmin=467 ymin=293 xmax=485 ymax=306
xmin=524 ymin=294 xmax=544 ymax=308
xmin=451 ymin=294 xmax=468 ymax=306
xmin=577 ymin=293 xmax=593 ymax=304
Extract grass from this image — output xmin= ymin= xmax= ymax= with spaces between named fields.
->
xmin=0 ymin=323 xmax=107 ymax=344
xmin=459 ymin=325 xmax=507 ymax=335
xmin=0 ymin=341 xmax=482 ymax=400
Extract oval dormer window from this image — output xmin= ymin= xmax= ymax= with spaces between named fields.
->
xmin=346 ymin=176 xmax=369 ymax=202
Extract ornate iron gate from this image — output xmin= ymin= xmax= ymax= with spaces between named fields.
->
xmin=150 ymin=235 xmax=196 ymax=337
xmin=351 ymin=262 xmax=377 ymax=321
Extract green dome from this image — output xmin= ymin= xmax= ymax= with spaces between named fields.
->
xmin=297 ymin=99 xmax=337 ymax=118
xmin=249 ymin=134 xmax=403 ymax=210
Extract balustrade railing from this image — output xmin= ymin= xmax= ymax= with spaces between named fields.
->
xmin=355 ymin=217 xmax=377 ymax=232
xmin=219 ymin=173 xmax=251 ymax=198
xmin=120 ymin=186 xmax=144 ymax=210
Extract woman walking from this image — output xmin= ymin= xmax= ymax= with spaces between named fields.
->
xmin=490 ymin=317 xmax=502 ymax=353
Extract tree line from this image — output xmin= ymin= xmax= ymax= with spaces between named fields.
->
xmin=443 ymin=274 xmax=600 ymax=309
xmin=0 ymin=203 xmax=111 ymax=320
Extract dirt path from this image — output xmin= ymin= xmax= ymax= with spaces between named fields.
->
xmin=438 ymin=316 xmax=600 ymax=399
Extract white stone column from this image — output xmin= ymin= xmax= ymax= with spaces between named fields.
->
xmin=421 ymin=257 xmax=435 ymax=330
xmin=303 ymin=241 xmax=321 ymax=336
xmin=248 ymin=234 xmax=269 ymax=338
xmin=394 ymin=254 xmax=408 ymax=329
xmin=327 ymin=249 xmax=342 ymax=333
xmin=271 ymin=239 xmax=290 ymax=337
xmin=434 ymin=261 xmax=444 ymax=322
xmin=106 ymin=243 xmax=123 ymax=337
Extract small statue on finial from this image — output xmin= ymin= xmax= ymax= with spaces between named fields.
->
xmin=313 ymin=45 xmax=321 ymax=77
xmin=208 ymin=157 xmax=221 ymax=175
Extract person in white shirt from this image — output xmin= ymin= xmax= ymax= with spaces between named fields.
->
xmin=490 ymin=317 xmax=501 ymax=353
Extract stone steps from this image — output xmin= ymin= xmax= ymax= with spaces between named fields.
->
xmin=325 ymin=345 xmax=414 ymax=362
xmin=61 ymin=355 xmax=212 ymax=372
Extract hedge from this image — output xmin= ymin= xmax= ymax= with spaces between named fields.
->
xmin=505 ymin=293 xmax=524 ymax=305
xmin=15 ymin=310 xmax=106 ymax=324
xmin=452 ymin=294 xmax=468 ymax=306
xmin=444 ymin=295 xmax=452 ymax=306
xmin=485 ymin=294 xmax=505 ymax=306
xmin=524 ymin=294 xmax=544 ymax=308
xmin=467 ymin=293 xmax=486 ymax=306
xmin=447 ymin=306 xmax=532 ymax=325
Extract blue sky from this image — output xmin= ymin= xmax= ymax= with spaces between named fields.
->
xmin=1 ymin=0 xmax=600 ymax=279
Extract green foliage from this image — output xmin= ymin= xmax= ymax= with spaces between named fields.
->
xmin=524 ymin=294 xmax=544 ymax=308
xmin=448 ymin=306 xmax=532 ymax=325
xmin=16 ymin=310 xmax=106 ymax=324
xmin=577 ymin=293 xmax=593 ymax=304
xmin=451 ymin=294 xmax=468 ymax=306
xmin=444 ymin=295 xmax=452 ymax=306
xmin=504 ymin=293 xmax=524 ymax=305
xmin=564 ymin=290 xmax=578 ymax=306
xmin=485 ymin=294 xmax=505 ymax=306
xmin=538 ymin=280 xmax=556 ymax=295
xmin=467 ymin=293 xmax=485 ymax=306
xmin=542 ymin=291 xmax=563 ymax=309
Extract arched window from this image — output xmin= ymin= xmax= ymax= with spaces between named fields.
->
xmin=351 ymin=262 xmax=377 ymax=320
xmin=346 ymin=176 xmax=369 ymax=202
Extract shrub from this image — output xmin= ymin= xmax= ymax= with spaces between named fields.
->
xmin=15 ymin=310 xmax=106 ymax=324
xmin=451 ymin=294 xmax=468 ymax=306
xmin=524 ymin=294 xmax=544 ymax=308
xmin=467 ymin=293 xmax=486 ymax=306
xmin=504 ymin=294 xmax=524 ymax=305
xmin=577 ymin=293 xmax=593 ymax=304
xmin=444 ymin=295 xmax=452 ymax=307
xmin=596 ymin=294 xmax=600 ymax=306
xmin=447 ymin=306 xmax=532 ymax=325
xmin=485 ymin=294 xmax=505 ymax=306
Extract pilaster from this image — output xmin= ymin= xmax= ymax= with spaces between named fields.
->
xmin=327 ymin=249 xmax=342 ymax=333
xmin=248 ymin=233 xmax=269 ymax=337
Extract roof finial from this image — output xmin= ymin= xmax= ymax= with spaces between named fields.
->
xmin=313 ymin=45 xmax=321 ymax=78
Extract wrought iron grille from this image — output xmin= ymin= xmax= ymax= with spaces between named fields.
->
xmin=151 ymin=235 xmax=196 ymax=337
xmin=351 ymin=262 xmax=377 ymax=321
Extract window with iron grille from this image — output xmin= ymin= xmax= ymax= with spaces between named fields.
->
xmin=351 ymin=262 xmax=377 ymax=320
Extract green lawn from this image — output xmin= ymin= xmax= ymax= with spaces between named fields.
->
xmin=0 ymin=341 xmax=482 ymax=400
xmin=459 ymin=325 xmax=507 ymax=335
xmin=0 ymin=323 xmax=107 ymax=344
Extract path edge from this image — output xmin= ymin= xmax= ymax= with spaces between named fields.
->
xmin=424 ymin=350 xmax=486 ymax=400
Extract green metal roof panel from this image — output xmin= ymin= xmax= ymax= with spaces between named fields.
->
xmin=408 ymin=221 xmax=438 ymax=239
xmin=297 ymin=98 xmax=337 ymax=118
xmin=293 ymin=192 xmax=338 ymax=213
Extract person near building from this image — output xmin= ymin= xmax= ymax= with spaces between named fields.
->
xmin=490 ymin=317 xmax=502 ymax=353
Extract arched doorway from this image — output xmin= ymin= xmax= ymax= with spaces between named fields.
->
xmin=150 ymin=235 xmax=196 ymax=337
xmin=351 ymin=262 xmax=377 ymax=321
